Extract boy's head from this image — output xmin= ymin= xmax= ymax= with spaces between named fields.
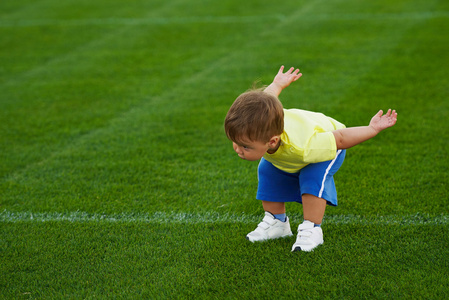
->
xmin=224 ymin=90 xmax=284 ymax=145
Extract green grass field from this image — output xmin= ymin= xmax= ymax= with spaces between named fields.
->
xmin=1 ymin=0 xmax=448 ymax=298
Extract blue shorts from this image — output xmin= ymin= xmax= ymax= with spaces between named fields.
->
xmin=256 ymin=150 xmax=346 ymax=206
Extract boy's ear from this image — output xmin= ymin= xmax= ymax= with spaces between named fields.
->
xmin=268 ymin=135 xmax=280 ymax=148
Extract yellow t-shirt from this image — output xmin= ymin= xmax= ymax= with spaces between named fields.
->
xmin=263 ymin=109 xmax=346 ymax=173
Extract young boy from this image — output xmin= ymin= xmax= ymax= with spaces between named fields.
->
xmin=224 ymin=66 xmax=397 ymax=252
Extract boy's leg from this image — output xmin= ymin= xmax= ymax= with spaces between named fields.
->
xmin=301 ymin=194 xmax=326 ymax=224
xmin=262 ymin=200 xmax=285 ymax=215
xmin=246 ymin=158 xmax=298 ymax=242
xmin=292 ymin=150 xmax=346 ymax=252
xmin=262 ymin=200 xmax=286 ymax=222
xmin=291 ymin=194 xmax=325 ymax=252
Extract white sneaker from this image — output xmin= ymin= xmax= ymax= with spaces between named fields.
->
xmin=291 ymin=220 xmax=323 ymax=252
xmin=246 ymin=212 xmax=293 ymax=242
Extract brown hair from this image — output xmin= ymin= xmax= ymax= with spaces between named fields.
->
xmin=224 ymin=90 xmax=284 ymax=144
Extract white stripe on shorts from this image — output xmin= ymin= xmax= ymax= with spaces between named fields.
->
xmin=318 ymin=150 xmax=343 ymax=198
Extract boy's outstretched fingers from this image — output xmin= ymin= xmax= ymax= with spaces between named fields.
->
xmin=383 ymin=109 xmax=397 ymax=123
xmin=273 ymin=65 xmax=302 ymax=89
xmin=279 ymin=65 xmax=301 ymax=75
xmin=370 ymin=108 xmax=398 ymax=132
xmin=387 ymin=109 xmax=397 ymax=121
xmin=388 ymin=109 xmax=397 ymax=124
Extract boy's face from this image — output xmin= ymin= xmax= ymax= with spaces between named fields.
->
xmin=232 ymin=137 xmax=280 ymax=161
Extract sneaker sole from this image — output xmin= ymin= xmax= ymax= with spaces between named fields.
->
xmin=291 ymin=242 xmax=322 ymax=252
xmin=246 ymin=233 xmax=293 ymax=243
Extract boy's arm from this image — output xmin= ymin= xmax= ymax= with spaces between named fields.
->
xmin=264 ymin=66 xmax=302 ymax=97
xmin=332 ymin=109 xmax=398 ymax=149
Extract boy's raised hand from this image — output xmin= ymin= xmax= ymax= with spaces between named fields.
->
xmin=369 ymin=109 xmax=398 ymax=133
xmin=264 ymin=66 xmax=302 ymax=97
xmin=273 ymin=65 xmax=302 ymax=89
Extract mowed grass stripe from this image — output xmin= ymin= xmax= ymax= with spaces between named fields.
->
xmin=1 ymin=210 xmax=448 ymax=225
xmin=1 ymin=11 xmax=448 ymax=28
xmin=0 ymin=15 xmax=286 ymax=27
xmin=0 ymin=1 xmax=188 ymax=88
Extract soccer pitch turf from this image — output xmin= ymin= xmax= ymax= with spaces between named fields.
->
xmin=1 ymin=0 xmax=448 ymax=298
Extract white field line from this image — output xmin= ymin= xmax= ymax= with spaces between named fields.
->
xmin=1 ymin=11 xmax=448 ymax=28
xmin=0 ymin=210 xmax=448 ymax=225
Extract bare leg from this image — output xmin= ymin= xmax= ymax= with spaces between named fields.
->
xmin=262 ymin=201 xmax=285 ymax=214
xmin=291 ymin=194 xmax=326 ymax=252
xmin=302 ymin=194 xmax=327 ymax=224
